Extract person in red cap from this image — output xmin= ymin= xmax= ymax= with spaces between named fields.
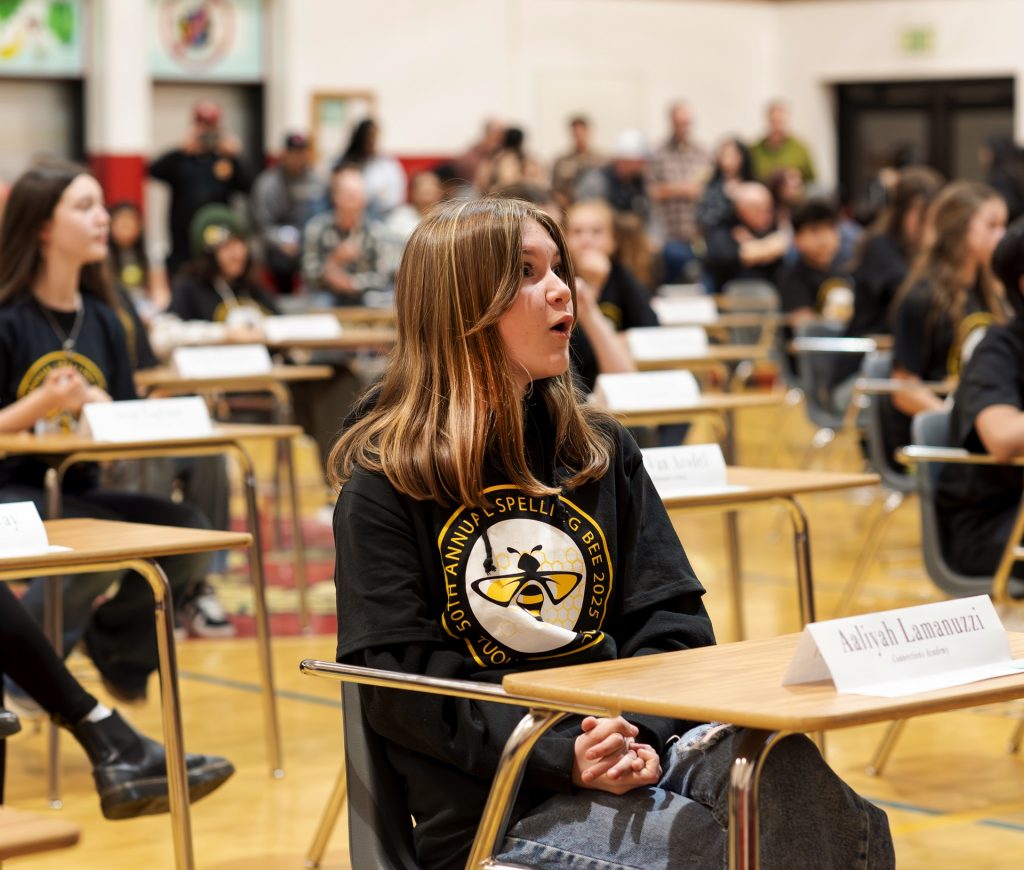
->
xmin=250 ymin=131 xmax=327 ymax=294
xmin=149 ymin=101 xmax=253 ymax=278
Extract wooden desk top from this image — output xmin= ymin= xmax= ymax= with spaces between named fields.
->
xmin=0 ymin=806 xmax=80 ymax=860
xmin=633 ymin=344 xmax=770 ymax=371
xmin=609 ymin=392 xmax=784 ymax=427
xmin=0 ymin=422 xmax=302 ymax=458
xmin=660 ymin=467 xmax=879 ymax=510
xmin=135 ymin=365 xmax=332 ymax=392
xmin=503 ymin=633 xmax=1024 ymax=732
xmin=0 ymin=519 xmax=251 ymax=574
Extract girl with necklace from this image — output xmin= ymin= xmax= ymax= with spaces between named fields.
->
xmin=0 ymin=161 xmax=215 ymax=702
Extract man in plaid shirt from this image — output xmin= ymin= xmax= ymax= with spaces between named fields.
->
xmin=647 ymin=102 xmax=711 ymax=285
xmin=302 ymin=165 xmax=399 ymax=304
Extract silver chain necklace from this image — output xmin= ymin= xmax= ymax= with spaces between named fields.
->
xmin=37 ymin=297 xmax=85 ymax=355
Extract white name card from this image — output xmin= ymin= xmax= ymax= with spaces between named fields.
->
xmin=657 ymin=283 xmax=704 ymax=298
xmin=0 ymin=502 xmax=69 ymax=557
xmin=626 ymin=326 xmax=709 ymax=361
xmin=783 ymin=595 xmax=1024 ymax=697
xmin=594 ymin=370 xmax=700 ymax=412
xmin=262 ymin=314 xmax=342 ymax=342
xmin=81 ymin=396 xmax=213 ymax=443
xmin=641 ymin=444 xmax=744 ymax=498
xmin=651 ymin=296 xmax=719 ymax=325
xmin=172 ymin=344 xmax=273 ymax=378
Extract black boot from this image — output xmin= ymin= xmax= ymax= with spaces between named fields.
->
xmin=0 ymin=707 xmax=20 ymax=738
xmin=70 ymin=710 xmax=234 ymax=820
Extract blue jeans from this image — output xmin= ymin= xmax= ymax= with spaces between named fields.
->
xmin=498 ymin=725 xmax=894 ymax=869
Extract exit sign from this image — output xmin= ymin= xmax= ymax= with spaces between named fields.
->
xmin=902 ymin=27 xmax=935 ymax=55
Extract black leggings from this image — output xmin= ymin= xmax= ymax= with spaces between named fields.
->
xmin=1 ymin=583 xmax=99 ymax=802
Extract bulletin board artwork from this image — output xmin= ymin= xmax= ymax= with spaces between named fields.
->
xmin=0 ymin=0 xmax=84 ymax=77
xmin=311 ymin=91 xmax=377 ymax=174
xmin=151 ymin=0 xmax=263 ymax=82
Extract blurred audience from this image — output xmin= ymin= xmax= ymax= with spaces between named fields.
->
xmin=750 ymin=100 xmax=816 ymax=184
xmin=704 ymin=181 xmax=788 ymax=291
xmin=108 ymin=201 xmax=170 ymax=321
xmin=577 ymin=129 xmax=651 ymax=221
xmin=336 ymin=118 xmax=407 ymax=219
xmin=551 ymin=115 xmax=606 ymax=210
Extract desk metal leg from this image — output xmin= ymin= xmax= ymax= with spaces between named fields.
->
xmin=43 ymin=468 xmax=63 ymax=808
xmin=282 ymin=436 xmax=311 ymax=633
xmin=230 ymin=446 xmax=285 ymax=778
xmin=728 ymin=729 xmax=784 ymax=870
xmin=866 ymin=719 xmax=906 ymax=777
xmin=129 ymin=559 xmax=195 ymax=870
xmin=466 ymin=708 xmax=570 ymax=870
xmin=779 ymin=498 xmax=816 ymax=626
xmin=304 ymin=762 xmax=347 ymax=868
xmin=724 ymin=513 xmax=746 ymax=640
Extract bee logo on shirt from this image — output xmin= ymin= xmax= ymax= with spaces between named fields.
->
xmin=471 ymin=545 xmax=582 ymax=621
xmin=18 ymin=351 xmax=106 ymax=433
xmin=438 ymin=485 xmax=611 ymax=667
xmin=948 ymin=311 xmax=996 ymax=376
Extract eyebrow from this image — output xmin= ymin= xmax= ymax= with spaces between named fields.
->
xmin=521 ymin=245 xmax=560 ymax=259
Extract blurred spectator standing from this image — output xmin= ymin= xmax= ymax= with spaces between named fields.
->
xmin=551 ymin=115 xmax=606 ymax=210
xmin=750 ymin=100 xmax=816 ymax=184
xmin=452 ymin=117 xmax=506 ymax=189
xmin=250 ymin=132 xmax=327 ymax=295
xmin=577 ymin=129 xmax=651 ymax=222
xmin=336 ymin=119 xmax=407 ymax=219
xmin=386 ymin=170 xmax=444 ymax=241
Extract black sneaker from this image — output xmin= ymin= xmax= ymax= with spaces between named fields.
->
xmin=180 ymin=582 xmax=236 ymax=639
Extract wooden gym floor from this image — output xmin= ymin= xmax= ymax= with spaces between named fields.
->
xmin=5 ymin=403 xmax=1024 ymax=868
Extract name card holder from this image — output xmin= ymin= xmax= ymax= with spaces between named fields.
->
xmin=0 ymin=502 xmax=69 ymax=557
xmin=80 ymin=396 xmax=214 ymax=443
xmin=594 ymin=370 xmax=701 ymax=413
xmin=626 ymin=326 xmax=709 ymax=361
xmin=642 ymin=444 xmax=745 ymax=498
xmin=651 ymin=296 xmax=719 ymax=326
xmin=783 ymin=595 xmax=1024 ymax=697
xmin=262 ymin=314 xmax=343 ymax=342
xmin=172 ymin=344 xmax=273 ymax=378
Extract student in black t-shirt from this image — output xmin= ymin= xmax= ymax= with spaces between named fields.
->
xmin=937 ymin=218 xmax=1024 ymax=580
xmin=0 ymin=161 xmax=214 ymax=701
xmin=777 ymin=198 xmax=854 ymax=327
xmin=564 ymin=199 xmax=655 ymax=392
xmin=329 ymin=197 xmax=893 ymax=870
xmin=883 ymin=181 xmax=1009 ymax=470
xmin=847 ymin=166 xmax=943 ymax=339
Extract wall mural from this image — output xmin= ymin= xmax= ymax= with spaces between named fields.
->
xmin=0 ymin=0 xmax=83 ymax=76
xmin=151 ymin=0 xmax=262 ymax=82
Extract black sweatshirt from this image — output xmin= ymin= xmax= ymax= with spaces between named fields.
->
xmin=334 ymin=388 xmax=714 ymax=869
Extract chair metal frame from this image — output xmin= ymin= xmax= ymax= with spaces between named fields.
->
xmin=866 ymin=409 xmax=1024 ymax=775
xmin=299 ymin=659 xmax=613 ymax=870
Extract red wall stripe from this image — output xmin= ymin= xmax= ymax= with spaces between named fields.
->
xmin=89 ymin=154 xmax=146 ymax=210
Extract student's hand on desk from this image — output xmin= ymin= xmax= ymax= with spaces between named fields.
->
xmin=84 ymin=386 xmax=112 ymax=405
xmin=572 ymin=716 xmax=662 ymax=795
xmin=41 ymin=367 xmax=90 ymax=414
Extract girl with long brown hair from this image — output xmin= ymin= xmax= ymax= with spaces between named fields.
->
xmin=882 ymin=181 xmax=1009 ymax=467
xmin=0 ymin=161 xmax=216 ymax=701
xmin=331 ymin=196 xmax=893 ymax=870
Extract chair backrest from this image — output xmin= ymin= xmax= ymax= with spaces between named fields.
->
xmin=342 ymin=682 xmax=420 ymax=870
xmin=861 ymin=350 xmax=916 ymax=494
xmin=721 ymin=279 xmax=779 ymax=346
xmin=912 ymin=409 xmax=996 ymax=596
xmin=792 ymin=321 xmax=848 ymax=430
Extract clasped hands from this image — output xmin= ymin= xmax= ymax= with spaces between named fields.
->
xmin=571 ymin=716 xmax=661 ymax=795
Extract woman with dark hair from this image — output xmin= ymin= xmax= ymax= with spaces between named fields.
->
xmin=0 ymin=160 xmax=214 ymax=701
xmin=330 ymin=196 xmax=894 ymax=870
xmin=882 ymin=180 xmax=1009 ymax=470
xmin=108 ymin=201 xmax=170 ymax=321
xmin=695 ymin=135 xmax=755 ymax=238
xmin=336 ymin=117 xmax=407 ymax=218
xmin=847 ymin=165 xmax=944 ymax=338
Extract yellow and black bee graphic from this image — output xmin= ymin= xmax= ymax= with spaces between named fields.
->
xmin=471 ymin=545 xmax=582 ymax=622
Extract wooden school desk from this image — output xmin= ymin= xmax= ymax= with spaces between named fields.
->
xmin=504 ymin=631 xmax=1024 ymax=870
xmin=0 ymin=424 xmax=300 ymax=785
xmin=1 ymin=518 xmax=252 ymax=870
xmin=262 ymin=327 xmax=397 ymax=354
xmin=660 ymin=467 xmax=878 ymax=638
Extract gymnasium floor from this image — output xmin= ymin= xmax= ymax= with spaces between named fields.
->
xmin=6 ymin=403 xmax=1024 ymax=868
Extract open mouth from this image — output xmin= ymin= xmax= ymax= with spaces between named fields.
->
xmin=550 ymin=316 xmax=572 ymax=335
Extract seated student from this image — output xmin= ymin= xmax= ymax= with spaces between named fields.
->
xmin=0 ymin=161 xmax=213 ymax=701
xmin=108 ymin=201 xmax=170 ymax=322
xmin=301 ymin=163 xmax=398 ymax=305
xmin=703 ymin=181 xmax=788 ymax=292
xmin=847 ymin=166 xmax=943 ymax=339
xmin=166 ymin=204 xmax=279 ymax=331
xmin=777 ymin=198 xmax=854 ymax=328
xmin=330 ymin=196 xmax=894 ymax=870
xmin=0 ymin=584 xmax=233 ymax=816
xmin=565 ymin=199 xmax=657 ymax=393
xmin=884 ymin=181 xmax=1009 ymax=471
xmin=937 ymin=218 xmax=1024 ymax=580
